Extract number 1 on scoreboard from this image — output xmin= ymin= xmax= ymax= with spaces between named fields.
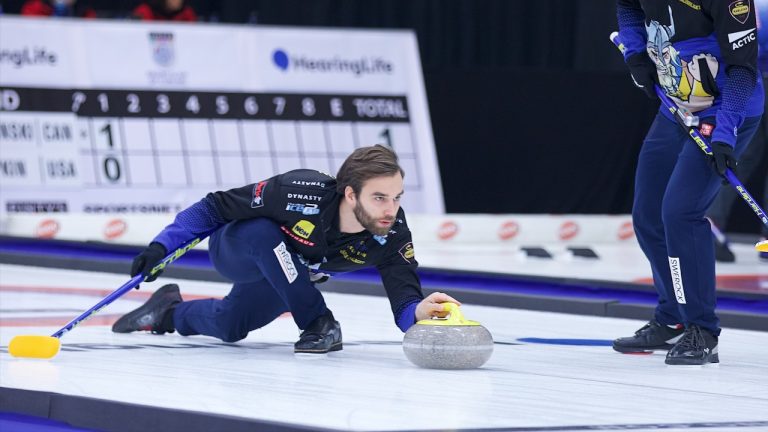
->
xmin=93 ymin=119 xmax=127 ymax=185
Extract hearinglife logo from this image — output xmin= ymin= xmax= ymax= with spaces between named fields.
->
xmin=272 ymin=49 xmax=394 ymax=77
xmin=0 ymin=46 xmax=58 ymax=68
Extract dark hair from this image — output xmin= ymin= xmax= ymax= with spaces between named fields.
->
xmin=336 ymin=145 xmax=404 ymax=195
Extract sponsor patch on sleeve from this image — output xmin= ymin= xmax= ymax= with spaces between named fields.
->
xmin=251 ymin=181 xmax=268 ymax=208
xmin=398 ymin=242 xmax=415 ymax=263
xmin=727 ymin=28 xmax=756 ymax=50
xmin=729 ymin=0 xmax=750 ymax=24
xmin=292 ymin=220 xmax=315 ymax=239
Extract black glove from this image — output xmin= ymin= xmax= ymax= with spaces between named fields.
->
xmin=131 ymin=242 xmax=167 ymax=283
xmin=626 ymin=53 xmax=658 ymax=99
xmin=710 ymin=141 xmax=737 ymax=177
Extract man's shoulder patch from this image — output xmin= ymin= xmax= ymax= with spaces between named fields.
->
xmin=398 ymin=242 xmax=415 ymax=263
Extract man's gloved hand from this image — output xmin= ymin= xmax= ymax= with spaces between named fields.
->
xmin=309 ymin=271 xmax=330 ymax=284
xmin=710 ymin=141 xmax=736 ymax=177
xmin=131 ymin=242 xmax=167 ymax=283
xmin=626 ymin=53 xmax=658 ymax=99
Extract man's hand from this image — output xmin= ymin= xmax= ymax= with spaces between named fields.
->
xmin=710 ymin=141 xmax=736 ymax=177
xmin=415 ymin=292 xmax=462 ymax=321
xmin=131 ymin=242 xmax=167 ymax=283
xmin=626 ymin=53 xmax=658 ymax=99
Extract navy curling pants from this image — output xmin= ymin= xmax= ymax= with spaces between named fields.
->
xmin=173 ymin=218 xmax=327 ymax=342
xmin=633 ymin=113 xmax=761 ymax=336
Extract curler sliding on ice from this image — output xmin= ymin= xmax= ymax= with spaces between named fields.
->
xmin=610 ymin=31 xmax=768 ymax=254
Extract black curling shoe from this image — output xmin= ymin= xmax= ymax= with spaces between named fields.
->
xmin=612 ymin=320 xmax=684 ymax=353
xmin=665 ymin=325 xmax=719 ymax=366
xmin=112 ymin=284 xmax=181 ymax=335
xmin=294 ymin=309 xmax=342 ymax=354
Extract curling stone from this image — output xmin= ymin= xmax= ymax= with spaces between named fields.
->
xmin=402 ymin=303 xmax=493 ymax=369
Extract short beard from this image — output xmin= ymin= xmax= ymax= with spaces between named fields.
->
xmin=353 ymin=201 xmax=393 ymax=236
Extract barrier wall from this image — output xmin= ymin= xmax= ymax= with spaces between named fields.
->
xmin=0 ymin=213 xmax=635 ymax=248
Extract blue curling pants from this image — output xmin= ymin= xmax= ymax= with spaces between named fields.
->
xmin=173 ymin=218 xmax=327 ymax=342
xmin=633 ymin=113 xmax=761 ymax=336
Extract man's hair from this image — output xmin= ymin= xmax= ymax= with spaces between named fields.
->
xmin=336 ymin=145 xmax=404 ymax=195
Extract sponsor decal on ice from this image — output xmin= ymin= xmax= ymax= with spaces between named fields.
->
xmin=618 ymin=221 xmax=635 ymax=240
xmin=559 ymin=221 xmax=579 ymax=241
xmin=36 ymin=219 xmax=60 ymax=239
xmin=104 ymin=219 xmax=127 ymax=240
xmin=437 ymin=221 xmax=458 ymax=240
xmin=273 ymin=241 xmax=298 ymax=283
xmin=498 ymin=221 xmax=520 ymax=241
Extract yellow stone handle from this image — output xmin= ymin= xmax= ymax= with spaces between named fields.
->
xmin=416 ymin=302 xmax=481 ymax=326
xmin=441 ymin=302 xmax=468 ymax=324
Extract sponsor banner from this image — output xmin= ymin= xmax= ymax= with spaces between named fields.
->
xmin=0 ymin=18 xmax=82 ymax=86
xmin=82 ymin=21 xmax=246 ymax=90
xmin=0 ymin=189 xmax=185 ymax=217
xmin=246 ymin=28 xmax=411 ymax=93
xmin=408 ymin=214 xmax=636 ymax=245
xmin=0 ymin=17 xmax=415 ymax=93
xmin=1 ymin=213 xmax=637 ymax=247
xmin=2 ymin=214 xmax=168 ymax=244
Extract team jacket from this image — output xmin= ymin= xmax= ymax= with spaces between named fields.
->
xmin=152 ymin=169 xmax=424 ymax=331
xmin=617 ymin=0 xmax=765 ymax=145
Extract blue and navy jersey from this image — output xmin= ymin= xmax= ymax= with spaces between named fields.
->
xmin=617 ymin=0 xmax=764 ymax=146
xmin=151 ymin=169 xmax=424 ymax=331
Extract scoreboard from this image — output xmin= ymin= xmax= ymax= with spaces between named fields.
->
xmin=0 ymin=17 xmax=443 ymax=217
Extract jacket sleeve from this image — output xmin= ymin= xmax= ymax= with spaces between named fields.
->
xmin=376 ymin=233 xmax=424 ymax=332
xmin=152 ymin=176 xmax=279 ymax=251
xmin=705 ymin=0 xmax=760 ymax=145
xmin=616 ymin=0 xmax=648 ymax=59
